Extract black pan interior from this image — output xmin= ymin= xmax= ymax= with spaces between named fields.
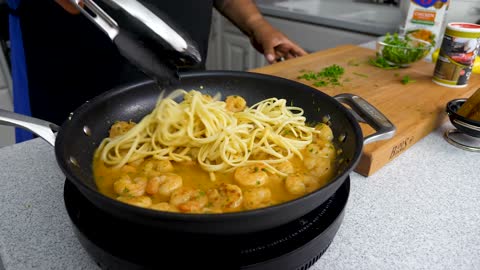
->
xmin=55 ymin=71 xmax=362 ymax=210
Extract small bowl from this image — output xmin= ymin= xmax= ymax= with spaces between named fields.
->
xmin=446 ymin=99 xmax=480 ymax=138
xmin=376 ymin=34 xmax=432 ymax=67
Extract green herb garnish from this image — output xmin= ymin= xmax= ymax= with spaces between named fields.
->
xmin=353 ymin=72 xmax=368 ymax=78
xmin=401 ymin=75 xmax=416 ymax=85
xmin=368 ymin=55 xmax=399 ymax=69
xmin=298 ymin=64 xmax=345 ymax=87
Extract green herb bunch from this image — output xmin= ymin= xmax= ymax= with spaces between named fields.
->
xmin=378 ymin=33 xmax=431 ymax=66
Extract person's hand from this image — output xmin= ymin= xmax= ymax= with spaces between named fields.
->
xmin=249 ymin=19 xmax=307 ymax=64
xmin=55 ymin=0 xmax=82 ymax=14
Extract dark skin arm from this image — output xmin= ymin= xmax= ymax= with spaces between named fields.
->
xmin=214 ymin=0 xmax=307 ymax=63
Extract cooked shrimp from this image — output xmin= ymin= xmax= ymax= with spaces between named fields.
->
xmin=304 ymin=143 xmax=335 ymax=177
xmin=128 ymin=158 xmax=144 ymax=167
xmin=225 ymin=95 xmax=247 ymax=112
xmin=113 ymin=175 xmax=147 ymax=197
xmin=146 ymin=173 xmax=183 ymax=196
xmin=120 ymin=164 xmax=137 ymax=174
xmin=143 ymin=159 xmax=174 ymax=176
xmin=150 ymin=202 xmax=178 ymax=212
xmin=274 ymin=161 xmax=294 ymax=175
xmin=313 ymin=123 xmax=334 ymax=142
xmin=234 ymin=164 xmax=268 ymax=187
xmin=243 ymin=187 xmax=272 ymax=210
xmin=170 ymin=187 xmax=208 ymax=213
xmin=109 ymin=121 xmax=136 ymax=138
xmin=207 ymin=183 xmax=243 ymax=210
xmin=305 ymin=143 xmax=335 ymax=160
xmin=304 ymin=157 xmax=332 ymax=177
xmin=285 ymin=173 xmax=320 ymax=195
xmin=117 ymin=195 xmax=152 ymax=208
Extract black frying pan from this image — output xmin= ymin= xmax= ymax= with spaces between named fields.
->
xmin=0 ymin=71 xmax=395 ymax=235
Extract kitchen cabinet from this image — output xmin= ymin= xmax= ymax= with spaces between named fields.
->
xmin=0 ymin=89 xmax=14 ymax=148
xmin=206 ymin=10 xmax=376 ymax=71
xmin=206 ymin=10 xmax=266 ymax=71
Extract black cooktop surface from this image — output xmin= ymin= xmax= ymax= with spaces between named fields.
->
xmin=64 ymin=177 xmax=350 ymax=270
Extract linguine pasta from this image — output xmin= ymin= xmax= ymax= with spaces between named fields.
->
xmin=95 ymin=89 xmax=320 ymax=177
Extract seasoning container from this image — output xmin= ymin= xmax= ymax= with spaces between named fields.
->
xmin=399 ymin=0 xmax=450 ymax=53
xmin=432 ymin=22 xmax=480 ymax=88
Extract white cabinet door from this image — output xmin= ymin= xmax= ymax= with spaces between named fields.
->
xmin=0 ymin=43 xmax=15 ymax=148
xmin=0 ymin=43 xmax=12 ymax=96
xmin=0 ymin=89 xmax=15 ymax=148
xmin=205 ymin=10 xmax=222 ymax=70
xmin=221 ymin=18 xmax=267 ymax=70
xmin=222 ymin=32 xmax=256 ymax=71
xmin=206 ymin=11 xmax=267 ymax=71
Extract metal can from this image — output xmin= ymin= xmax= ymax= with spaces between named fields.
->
xmin=432 ymin=22 xmax=480 ymax=88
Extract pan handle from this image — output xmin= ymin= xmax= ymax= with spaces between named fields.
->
xmin=334 ymin=93 xmax=396 ymax=144
xmin=0 ymin=109 xmax=59 ymax=146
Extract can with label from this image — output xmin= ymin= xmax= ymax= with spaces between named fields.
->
xmin=432 ymin=22 xmax=480 ymax=88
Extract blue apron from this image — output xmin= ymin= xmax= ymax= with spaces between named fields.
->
xmin=7 ymin=0 xmax=33 ymax=143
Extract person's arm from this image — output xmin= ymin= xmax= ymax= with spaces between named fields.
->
xmin=214 ymin=0 xmax=307 ymax=64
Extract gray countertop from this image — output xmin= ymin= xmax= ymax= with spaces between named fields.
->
xmin=1 ymin=120 xmax=479 ymax=269
xmin=255 ymin=0 xmax=402 ymax=35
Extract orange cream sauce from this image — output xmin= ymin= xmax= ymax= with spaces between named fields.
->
xmin=93 ymin=149 xmax=335 ymax=213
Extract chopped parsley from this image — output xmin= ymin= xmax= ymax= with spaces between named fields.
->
xmin=369 ymin=55 xmax=399 ymax=69
xmin=401 ymin=75 xmax=416 ymax=85
xmin=353 ymin=72 xmax=369 ymax=78
xmin=298 ymin=64 xmax=345 ymax=87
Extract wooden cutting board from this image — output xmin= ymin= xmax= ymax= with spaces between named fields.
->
xmin=251 ymin=45 xmax=480 ymax=176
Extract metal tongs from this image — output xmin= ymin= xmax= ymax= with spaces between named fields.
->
xmin=69 ymin=0 xmax=202 ymax=80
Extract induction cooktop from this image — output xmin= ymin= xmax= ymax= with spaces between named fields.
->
xmin=64 ymin=177 xmax=350 ymax=270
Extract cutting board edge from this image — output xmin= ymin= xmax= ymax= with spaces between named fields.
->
xmin=355 ymin=116 xmax=451 ymax=176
